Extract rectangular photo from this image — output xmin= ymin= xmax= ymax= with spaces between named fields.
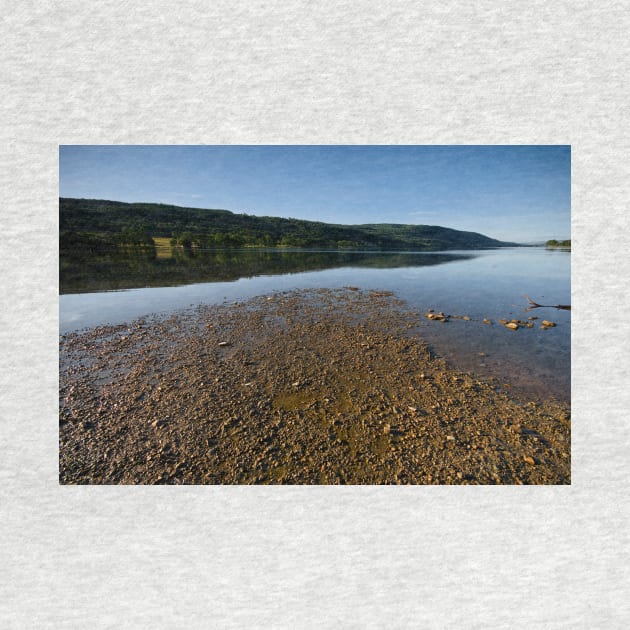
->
xmin=59 ymin=145 xmax=570 ymax=484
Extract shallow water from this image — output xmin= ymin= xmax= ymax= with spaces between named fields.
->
xmin=59 ymin=247 xmax=570 ymax=402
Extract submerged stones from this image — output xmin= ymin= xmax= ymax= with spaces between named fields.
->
xmin=425 ymin=312 xmax=475 ymax=323
xmin=425 ymin=311 xmax=448 ymax=322
xmin=425 ymin=310 xmax=560 ymax=334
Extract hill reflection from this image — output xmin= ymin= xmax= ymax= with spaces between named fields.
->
xmin=60 ymin=247 xmax=476 ymax=294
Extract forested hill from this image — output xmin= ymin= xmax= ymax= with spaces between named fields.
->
xmin=60 ymin=197 xmax=517 ymax=251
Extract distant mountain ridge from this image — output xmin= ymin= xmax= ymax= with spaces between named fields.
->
xmin=60 ymin=197 xmax=519 ymax=251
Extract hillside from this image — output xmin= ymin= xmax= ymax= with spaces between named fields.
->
xmin=60 ymin=197 xmax=517 ymax=251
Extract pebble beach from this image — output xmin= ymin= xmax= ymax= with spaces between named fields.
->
xmin=59 ymin=288 xmax=570 ymax=484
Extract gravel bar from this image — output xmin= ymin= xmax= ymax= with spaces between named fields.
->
xmin=59 ymin=288 xmax=570 ymax=484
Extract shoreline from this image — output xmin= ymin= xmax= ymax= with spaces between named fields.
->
xmin=59 ymin=288 xmax=570 ymax=484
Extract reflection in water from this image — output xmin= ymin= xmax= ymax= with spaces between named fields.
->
xmin=60 ymin=247 xmax=475 ymax=294
xmin=59 ymin=246 xmax=570 ymax=403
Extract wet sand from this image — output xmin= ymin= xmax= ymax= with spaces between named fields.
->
xmin=59 ymin=288 xmax=570 ymax=484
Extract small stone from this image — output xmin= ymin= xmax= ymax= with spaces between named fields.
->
xmin=505 ymin=322 xmax=519 ymax=330
xmin=446 ymin=435 xmax=455 ymax=441
xmin=408 ymin=406 xmax=417 ymax=413
xmin=483 ymin=318 xmax=492 ymax=324
xmin=541 ymin=320 xmax=556 ymax=327
xmin=218 ymin=341 xmax=230 ymax=347
xmin=462 ymin=316 xmax=471 ymax=321
xmin=523 ymin=455 xmax=536 ymax=465
xmin=383 ymin=424 xmax=391 ymax=434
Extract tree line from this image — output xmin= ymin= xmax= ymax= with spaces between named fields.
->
xmin=60 ymin=197 xmax=516 ymax=257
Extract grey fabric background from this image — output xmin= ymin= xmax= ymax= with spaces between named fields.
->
xmin=2 ymin=1 xmax=629 ymax=627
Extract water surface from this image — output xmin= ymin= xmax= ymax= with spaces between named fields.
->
xmin=60 ymin=247 xmax=570 ymax=402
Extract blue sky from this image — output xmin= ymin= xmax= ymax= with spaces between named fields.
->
xmin=59 ymin=145 xmax=570 ymax=242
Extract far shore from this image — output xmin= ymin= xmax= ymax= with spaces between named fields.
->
xmin=59 ymin=288 xmax=570 ymax=485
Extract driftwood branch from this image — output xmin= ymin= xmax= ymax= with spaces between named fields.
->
xmin=524 ymin=295 xmax=571 ymax=311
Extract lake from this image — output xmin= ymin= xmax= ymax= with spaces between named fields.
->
xmin=59 ymin=246 xmax=570 ymax=402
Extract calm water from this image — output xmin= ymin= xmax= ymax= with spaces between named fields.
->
xmin=59 ymin=247 xmax=570 ymax=402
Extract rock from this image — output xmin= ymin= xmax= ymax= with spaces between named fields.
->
xmin=218 ymin=341 xmax=231 ymax=347
xmin=383 ymin=424 xmax=391 ymax=434
xmin=505 ymin=322 xmax=519 ymax=330
xmin=541 ymin=320 xmax=556 ymax=328
xmin=446 ymin=435 xmax=455 ymax=441
xmin=483 ymin=318 xmax=492 ymax=325
xmin=425 ymin=311 xmax=447 ymax=321
xmin=462 ymin=316 xmax=471 ymax=321
xmin=523 ymin=455 xmax=536 ymax=465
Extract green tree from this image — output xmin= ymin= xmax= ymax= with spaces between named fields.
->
xmin=177 ymin=231 xmax=195 ymax=248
